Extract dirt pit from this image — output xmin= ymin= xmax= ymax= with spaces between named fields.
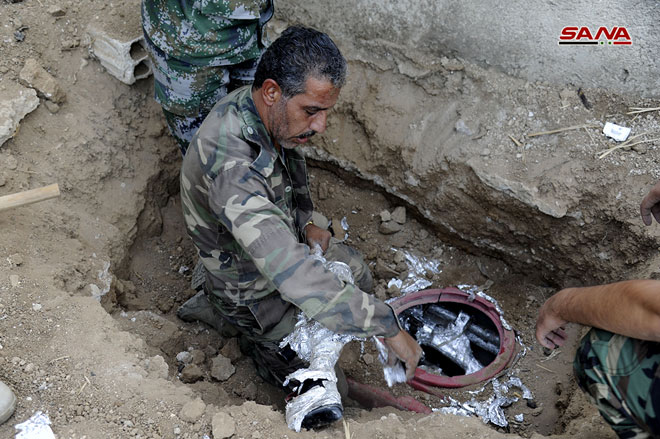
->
xmin=102 ymin=165 xmax=613 ymax=439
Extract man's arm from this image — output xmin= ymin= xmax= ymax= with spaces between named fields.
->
xmin=535 ymin=280 xmax=660 ymax=349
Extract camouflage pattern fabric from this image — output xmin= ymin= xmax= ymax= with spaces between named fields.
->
xmin=574 ymin=328 xmax=660 ymax=438
xmin=142 ymin=0 xmax=272 ymax=66
xmin=142 ymin=0 xmax=272 ymax=153
xmin=180 ymin=86 xmax=400 ymax=353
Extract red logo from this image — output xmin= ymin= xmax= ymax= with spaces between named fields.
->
xmin=559 ymin=26 xmax=632 ymax=45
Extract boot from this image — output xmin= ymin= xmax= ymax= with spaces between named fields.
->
xmin=0 ymin=381 xmax=16 ymax=425
xmin=176 ymin=291 xmax=225 ymax=332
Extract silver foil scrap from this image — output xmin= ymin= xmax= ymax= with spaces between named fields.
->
xmin=439 ymin=375 xmax=534 ymax=428
xmin=373 ymin=336 xmax=407 ymax=387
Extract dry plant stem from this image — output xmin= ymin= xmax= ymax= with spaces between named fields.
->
xmin=527 ymin=124 xmax=599 ymax=138
xmin=598 ymin=135 xmax=660 ymax=159
xmin=343 ymin=418 xmax=352 ymax=439
xmin=508 ymin=134 xmax=523 ymax=147
xmin=627 ymin=106 xmax=660 ymax=115
xmin=536 ymin=363 xmax=556 ymax=374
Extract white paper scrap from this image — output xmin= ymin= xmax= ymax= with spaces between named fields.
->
xmin=603 ymin=122 xmax=631 ymax=142
xmin=15 ymin=412 xmax=56 ymax=439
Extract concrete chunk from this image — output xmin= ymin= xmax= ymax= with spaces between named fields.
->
xmin=0 ymin=82 xmax=40 ymax=147
xmin=87 ymin=26 xmax=152 ymax=85
xmin=19 ymin=59 xmax=66 ymax=104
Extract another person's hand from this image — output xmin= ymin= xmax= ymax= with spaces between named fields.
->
xmin=384 ymin=330 xmax=423 ymax=381
xmin=535 ymin=293 xmax=569 ymax=349
xmin=305 ymin=223 xmax=331 ymax=252
xmin=640 ymin=180 xmax=660 ymax=226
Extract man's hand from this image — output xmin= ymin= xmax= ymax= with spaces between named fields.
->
xmin=535 ymin=294 xmax=569 ymax=349
xmin=305 ymin=223 xmax=331 ymax=252
xmin=640 ymin=180 xmax=660 ymax=226
xmin=384 ymin=330 xmax=423 ymax=381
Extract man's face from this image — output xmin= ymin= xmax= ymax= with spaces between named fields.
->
xmin=270 ymin=77 xmax=341 ymax=150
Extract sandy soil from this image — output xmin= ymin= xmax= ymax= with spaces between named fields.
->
xmin=0 ymin=0 xmax=652 ymax=438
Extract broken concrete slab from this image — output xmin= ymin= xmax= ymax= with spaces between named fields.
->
xmin=19 ymin=58 xmax=66 ymax=104
xmin=86 ymin=26 xmax=152 ymax=85
xmin=0 ymin=82 xmax=40 ymax=147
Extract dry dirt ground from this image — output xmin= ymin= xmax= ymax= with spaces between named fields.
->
xmin=0 ymin=1 xmax=656 ymax=438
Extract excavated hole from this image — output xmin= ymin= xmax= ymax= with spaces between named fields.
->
xmin=106 ymin=161 xmax=588 ymax=436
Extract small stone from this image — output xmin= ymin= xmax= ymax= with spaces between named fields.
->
xmin=8 ymin=254 xmax=23 ymax=266
xmin=173 ymin=427 xmax=181 ymax=435
xmin=318 ymin=184 xmax=329 ymax=200
xmin=633 ymin=144 xmax=648 ymax=154
xmin=10 ymin=275 xmax=20 ymax=287
xmin=252 ymin=431 xmax=262 ymax=439
xmin=0 ymin=175 xmax=6 ymax=187
xmin=32 ymin=303 xmax=42 ymax=312
xmin=176 ymin=351 xmax=193 ymax=364
xmin=379 ymin=210 xmax=391 ymax=222
xmin=526 ymin=400 xmax=538 ymax=409
xmin=393 ymin=251 xmax=406 ymax=264
xmin=211 ymin=354 xmax=235 ymax=381
xmin=44 ymin=101 xmax=60 ymax=114
xmin=24 ymin=363 xmax=35 ymax=373
xmin=212 ymin=412 xmax=235 ymax=439
xmin=179 ymin=398 xmax=206 ymax=423
xmin=362 ymin=353 xmax=374 ymax=365
xmin=5 ymin=156 xmax=18 ymax=170
xmin=180 ymin=364 xmax=203 ymax=383
xmin=219 ymin=338 xmax=241 ymax=361
xmin=191 ymin=349 xmax=205 ymax=365
xmin=19 ymin=58 xmax=66 ymax=103
xmin=480 ymin=148 xmax=491 ymax=157
xmin=48 ymin=5 xmax=66 ymax=16
xmin=379 ymin=220 xmax=403 ymax=235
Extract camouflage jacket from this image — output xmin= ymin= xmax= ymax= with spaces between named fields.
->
xmin=180 ymin=86 xmax=400 ymax=338
xmin=142 ymin=0 xmax=274 ymax=66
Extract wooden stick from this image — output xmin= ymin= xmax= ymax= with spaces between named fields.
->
xmin=0 ymin=183 xmax=60 ymax=213
xmin=626 ymin=106 xmax=660 ymax=115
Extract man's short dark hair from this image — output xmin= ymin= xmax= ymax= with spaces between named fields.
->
xmin=253 ymin=26 xmax=347 ymax=98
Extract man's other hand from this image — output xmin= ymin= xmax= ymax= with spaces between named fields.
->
xmin=384 ymin=330 xmax=423 ymax=381
xmin=535 ymin=294 xmax=569 ymax=349
xmin=641 ymin=180 xmax=660 ymax=226
xmin=305 ymin=223 xmax=331 ymax=252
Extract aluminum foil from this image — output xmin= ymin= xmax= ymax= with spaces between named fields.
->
xmin=457 ymin=284 xmax=512 ymax=331
xmin=387 ymin=249 xmax=442 ymax=295
xmin=280 ymin=244 xmax=356 ymax=431
xmin=15 ymin=412 xmax=56 ymax=439
xmin=514 ymin=413 xmax=524 ymax=422
xmin=439 ymin=374 xmax=534 ymax=428
xmin=284 ymin=380 xmax=342 ymax=432
xmin=373 ymin=336 xmax=407 ymax=387
xmin=415 ymin=311 xmax=483 ymax=375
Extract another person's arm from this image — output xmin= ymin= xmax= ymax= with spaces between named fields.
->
xmin=535 ymin=280 xmax=660 ymax=349
xmin=640 ymin=180 xmax=660 ymax=225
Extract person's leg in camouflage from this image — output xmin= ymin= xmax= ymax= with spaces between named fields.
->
xmin=574 ymin=328 xmax=660 ymax=438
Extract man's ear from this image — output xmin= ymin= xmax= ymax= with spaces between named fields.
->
xmin=260 ymin=79 xmax=282 ymax=107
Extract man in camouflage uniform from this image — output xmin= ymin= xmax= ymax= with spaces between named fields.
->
xmin=142 ymin=0 xmax=274 ymax=154
xmin=536 ymin=180 xmax=660 ymax=438
xmin=180 ymin=26 xmax=422 ymax=428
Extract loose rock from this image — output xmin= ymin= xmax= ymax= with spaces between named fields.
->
xmin=379 ymin=220 xmax=403 ymax=235
xmin=219 ymin=338 xmax=241 ymax=361
xmin=211 ymin=354 xmax=235 ymax=381
xmin=179 ymin=398 xmax=206 ymax=423
xmin=211 ymin=412 xmax=235 ymax=439
xmin=180 ymin=364 xmax=203 ymax=383
xmin=391 ymin=206 xmax=406 ymax=224
xmin=19 ymin=58 xmax=66 ymax=104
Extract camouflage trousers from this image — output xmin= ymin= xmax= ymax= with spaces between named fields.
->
xmin=142 ymin=32 xmax=259 ymax=155
xmin=208 ymin=238 xmax=373 ymax=389
xmin=574 ymin=328 xmax=660 ymax=438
